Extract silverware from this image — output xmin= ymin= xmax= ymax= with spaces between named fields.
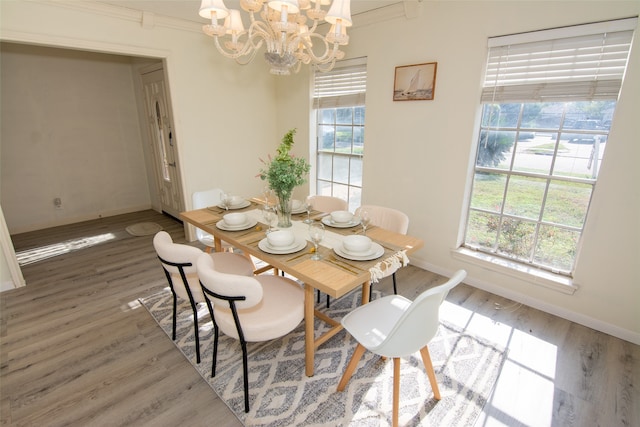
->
xmin=326 ymin=258 xmax=359 ymax=274
xmin=327 ymin=259 xmax=359 ymax=274
xmin=236 ymin=227 xmax=260 ymax=237
xmin=330 ymin=255 xmax=366 ymax=272
xmin=286 ymin=250 xmax=311 ymax=262
xmin=245 ymin=237 xmax=264 ymax=246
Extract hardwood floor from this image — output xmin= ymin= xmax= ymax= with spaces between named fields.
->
xmin=1 ymin=210 xmax=637 ymax=426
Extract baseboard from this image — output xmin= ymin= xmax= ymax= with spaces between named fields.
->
xmin=410 ymin=257 xmax=640 ymax=346
xmin=1 ymin=279 xmax=20 ymax=292
xmin=8 ymin=204 xmax=153 ymax=235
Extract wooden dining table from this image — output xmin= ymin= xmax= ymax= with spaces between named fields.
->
xmin=180 ymin=200 xmax=424 ymax=376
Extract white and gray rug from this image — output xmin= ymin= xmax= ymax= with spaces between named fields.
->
xmin=140 ymin=288 xmax=507 ymax=427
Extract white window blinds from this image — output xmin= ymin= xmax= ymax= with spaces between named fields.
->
xmin=481 ymin=17 xmax=637 ymax=103
xmin=313 ymin=57 xmax=367 ymax=109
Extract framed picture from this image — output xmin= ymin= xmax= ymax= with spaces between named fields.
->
xmin=393 ymin=62 xmax=437 ymax=101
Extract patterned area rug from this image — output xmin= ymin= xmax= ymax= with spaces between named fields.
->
xmin=140 ymin=288 xmax=507 ymax=426
xmin=125 ymin=222 xmax=162 ymax=236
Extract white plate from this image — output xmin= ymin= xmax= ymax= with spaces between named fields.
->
xmin=258 ymin=238 xmax=308 ymax=254
xmin=292 ymin=207 xmax=307 ymax=214
xmin=218 ymin=200 xmax=251 ymax=210
xmin=321 ymin=216 xmax=361 ymax=228
xmin=216 ymin=218 xmax=258 ymax=231
xmin=333 ymin=242 xmax=384 ymax=261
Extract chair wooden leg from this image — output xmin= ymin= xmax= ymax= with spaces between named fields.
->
xmin=393 ymin=357 xmax=400 ymax=427
xmin=419 ymin=346 xmax=441 ymax=400
xmin=205 ymin=246 xmax=213 ymax=253
xmin=337 ymin=343 xmax=367 ymax=391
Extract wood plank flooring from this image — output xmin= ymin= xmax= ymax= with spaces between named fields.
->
xmin=1 ymin=210 xmax=638 ymax=426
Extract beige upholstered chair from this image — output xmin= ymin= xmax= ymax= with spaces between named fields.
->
xmin=307 ymin=195 xmax=348 ymax=213
xmin=338 ymin=270 xmax=467 ymax=427
xmin=153 ymin=231 xmax=254 ymax=363
xmin=355 ymin=205 xmax=409 ymax=295
xmin=196 ymin=252 xmax=304 ymax=413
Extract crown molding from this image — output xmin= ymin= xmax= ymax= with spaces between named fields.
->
xmin=28 ymin=0 xmax=203 ymax=33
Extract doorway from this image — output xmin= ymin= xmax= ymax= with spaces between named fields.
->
xmin=140 ymin=67 xmax=184 ymax=219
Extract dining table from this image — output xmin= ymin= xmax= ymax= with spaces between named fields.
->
xmin=180 ymin=198 xmax=424 ymax=377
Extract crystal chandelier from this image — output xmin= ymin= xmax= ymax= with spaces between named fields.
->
xmin=198 ymin=0 xmax=352 ymax=75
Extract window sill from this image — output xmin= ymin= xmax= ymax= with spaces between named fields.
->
xmin=451 ymin=247 xmax=578 ymax=295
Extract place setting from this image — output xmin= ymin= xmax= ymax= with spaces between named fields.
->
xmin=215 ymin=211 xmax=257 ymax=231
xmin=321 ymin=210 xmax=361 ymax=229
xmin=218 ymin=191 xmax=252 ymax=210
xmin=258 ymin=229 xmax=308 ymax=255
xmin=333 ymin=234 xmax=384 ymax=261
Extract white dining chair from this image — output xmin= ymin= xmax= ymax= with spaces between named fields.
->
xmin=192 ymin=189 xmax=233 ymax=253
xmin=196 ymin=252 xmax=304 ymax=413
xmin=153 ymin=231 xmax=254 ymax=363
xmin=355 ymin=204 xmax=409 ymax=296
xmin=337 ymin=270 xmax=467 ymax=427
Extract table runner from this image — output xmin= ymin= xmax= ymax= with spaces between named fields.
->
xmin=238 ymin=207 xmax=410 ymax=282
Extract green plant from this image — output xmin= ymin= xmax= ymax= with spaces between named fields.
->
xmin=476 ymin=131 xmax=515 ymax=167
xmin=259 ymin=128 xmax=311 ymax=201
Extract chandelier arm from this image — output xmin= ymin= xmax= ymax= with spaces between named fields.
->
xmin=234 ymin=49 xmax=260 ymax=65
xmin=293 ymin=33 xmax=342 ymax=65
xmin=246 ymin=20 xmax=273 ymax=51
xmin=305 ymin=19 xmax=320 ymax=34
xmin=314 ymin=58 xmax=337 ymax=72
xmin=213 ymin=36 xmax=255 ymax=60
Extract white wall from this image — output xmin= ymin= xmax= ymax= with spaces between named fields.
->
xmin=1 ymin=43 xmax=152 ymax=233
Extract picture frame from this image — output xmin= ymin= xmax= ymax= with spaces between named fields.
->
xmin=393 ymin=62 xmax=437 ymax=101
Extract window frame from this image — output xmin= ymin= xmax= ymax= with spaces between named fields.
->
xmin=460 ymin=18 xmax=636 ymax=284
xmin=311 ymin=58 xmax=367 ymax=212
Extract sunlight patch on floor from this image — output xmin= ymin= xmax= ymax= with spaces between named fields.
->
xmin=444 ymin=301 xmax=560 ymax=427
xmin=15 ymin=232 xmax=117 ymax=266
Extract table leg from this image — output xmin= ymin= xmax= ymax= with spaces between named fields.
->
xmin=304 ymin=283 xmax=315 ymax=377
xmin=361 ymin=281 xmax=371 ymax=304
xmin=215 ymin=236 xmax=222 ymax=253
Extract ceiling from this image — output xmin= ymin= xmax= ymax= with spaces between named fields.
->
xmin=98 ymin=1 xmax=402 ymax=24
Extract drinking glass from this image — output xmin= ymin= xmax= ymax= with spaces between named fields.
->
xmin=263 ymin=186 xmax=274 ymax=205
xmin=360 ymin=210 xmax=371 ymax=236
xmin=262 ymin=204 xmax=275 ymax=234
xmin=309 ymin=222 xmax=325 ymax=261
xmin=303 ymin=198 xmax=313 ymax=224
xmin=220 ymin=191 xmax=230 ymax=210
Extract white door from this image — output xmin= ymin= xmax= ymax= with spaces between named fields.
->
xmin=141 ymin=69 xmax=183 ymax=218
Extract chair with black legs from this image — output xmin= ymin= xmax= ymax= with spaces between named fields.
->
xmin=196 ymin=252 xmax=304 ymax=413
xmin=153 ymin=231 xmax=254 ymax=364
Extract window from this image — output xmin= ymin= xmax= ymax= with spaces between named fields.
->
xmin=312 ymin=58 xmax=367 ymax=212
xmin=464 ymin=18 xmax=636 ymax=276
